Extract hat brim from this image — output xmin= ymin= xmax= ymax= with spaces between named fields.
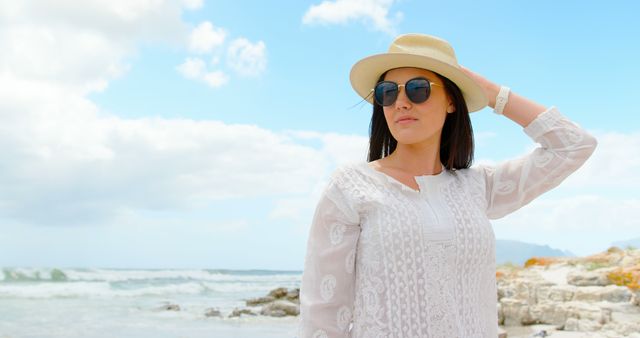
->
xmin=349 ymin=53 xmax=488 ymax=113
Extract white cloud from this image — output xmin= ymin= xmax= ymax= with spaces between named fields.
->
xmin=486 ymin=130 xmax=640 ymax=192
xmin=0 ymin=17 xmax=128 ymax=94
xmin=285 ymin=130 xmax=368 ymax=165
xmin=0 ymin=0 xmax=310 ymax=227
xmin=492 ymin=195 xmax=640 ymax=257
xmin=226 ymin=38 xmax=267 ymax=77
xmin=176 ymin=57 xmax=206 ymax=79
xmin=182 ymin=0 xmax=204 ymax=10
xmin=187 ymin=21 xmax=226 ymax=54
xmin=180 ymin=26 xmax=267 ymax=86
xmin=0 ymin=1 xmax=190 ymax=43
xmin=268 ymin=131 xmax=368 ymax=223
xmin=203 ymin=70 xmax=229 ymax=87
xmin=302 ymin=0 xmax=402 ymax=34
xmin=0 ymin=81 xmax=328 ymax=225
xmin=269 ymin=195 xmax=319 ymax=223
xmin=176 ymin=57 xmax=228 ymax=87
xmin=0 ymin=0 xmax=194 ymax=95
xmin=562 ymin=131 xmax=640 ymax=189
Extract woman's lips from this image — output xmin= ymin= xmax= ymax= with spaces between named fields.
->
xmin=396 ymin=118 xmax=418 ymax=124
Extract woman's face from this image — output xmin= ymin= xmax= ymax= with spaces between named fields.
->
xmin=382 ymin=67 xmax=454 ymax=147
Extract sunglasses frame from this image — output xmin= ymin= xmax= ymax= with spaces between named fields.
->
xmin=372 ymin=77 xmax=443 ymax=107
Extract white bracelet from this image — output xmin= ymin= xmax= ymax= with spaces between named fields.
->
xmin=493 ymin=86 xmax=510 ymax=115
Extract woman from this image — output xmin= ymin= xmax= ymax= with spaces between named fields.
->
xmin=297 ymin=33 xmax=597 ymax=338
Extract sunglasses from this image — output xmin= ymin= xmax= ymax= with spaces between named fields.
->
xmin=373 ymin=77 xmax=443 ymax=107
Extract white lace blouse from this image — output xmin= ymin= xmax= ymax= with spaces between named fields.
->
xmin=297 ymin=106 xmax=598 ymax=338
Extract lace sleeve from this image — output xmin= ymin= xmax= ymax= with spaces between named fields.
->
xmin=474 ymin=106 xmax=598 ymax=220
xmin=297 ymin=169 xmax=361 ymax=338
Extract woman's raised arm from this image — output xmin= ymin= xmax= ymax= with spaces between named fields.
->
xmin=460 ymin=66 xmax=598 ymax=219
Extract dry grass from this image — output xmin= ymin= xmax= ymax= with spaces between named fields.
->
xmin=607 ymin=267 xmax=640 ymax=290
xmin=524 ymin=257 xmax=557 ymax=268
xmin=496 ymin=261 xmax=523 ymax=280
xmin=585 ymin=261 xmax=610 ymax=271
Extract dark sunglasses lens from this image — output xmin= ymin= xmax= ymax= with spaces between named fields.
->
xmin=406 ymin=78 xmax=430 ymax=103
xmin=374 ymin=82 xmax=398 ymax=106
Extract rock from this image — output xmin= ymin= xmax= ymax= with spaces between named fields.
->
xmin=245 ymin=287 xmax=299 ymax=306
xmin=632 ymin=289 xmax=640 ymax=306
xmin=228 ymin=307 xmax=257 ymax=318
xmin=500 ymin=298 xmax=532 ymax=326
xmin=497 ymin=282 xmax=516 ymax=300
xmin=561 ymin=301 xmax=611 ymax=323
xmin=607 ymin=246 xmax=624 ymax=254
xmin=265 ymin=309 xmax=287 ymax=317
xmin=569 ymin=285 xmax=633 ymax=303
xmin=242 ymin=287 xmax=301 ymax=317
xmin=567 ymin=269 xmax=613 ymax=287
xmin=156 ymin=303 xmax=180 ymax=311
xmin=546 ymin=285 xmax=576 ymax=302
xmin=583 ymin=250 xmax=625 ymax=266
xmin=497 ymin=326 xmax=507 ymax=338
xmin=564 ymin=317 xmax=602 ymax=332
xmin=246 ymin=295 xmax=275 ymax=306
xmin=286 ymin=288 xmax=300 ymax=302
xmin=260 ymin=300 xmax=299 ymax=317
xmin=204 ymin=307 xmax=222 ymax=317
xmin=573 ymin=286 xmax=605 ymax=302
xmin=622 ymin=323 xmax=640 ymax=337
xmin=602 ymin=321 xmax=640 ymax=336
xmin=530 ymin=303 xmax=565 ymax=326
xmin=620 ymin=255 xmax=638 ymax=267
xmin=600 ymin=285 xmax=633 ymax=303
xmin=268 ymin=287 xmax=288 ymax=299
xmin=496 ymin=248 xmax=640 ymax=337
xmin=500 ymin=296 xmax=616 ymax=328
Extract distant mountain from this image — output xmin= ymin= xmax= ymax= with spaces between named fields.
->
xmin=496 ymin=239 xmax=574 ymax=266
xmin=611 ymin=237 xmax=640 ymax=249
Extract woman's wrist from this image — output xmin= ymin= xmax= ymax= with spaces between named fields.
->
xmin=487 ymin=83 xmax=501 ymax=108
xmin=500 ymin=90 xmax=548 ymax=127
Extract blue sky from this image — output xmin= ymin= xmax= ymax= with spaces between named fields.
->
xmin=0 ymin=0 xmax=639 ymax=270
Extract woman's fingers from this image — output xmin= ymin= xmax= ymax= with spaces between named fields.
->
xmin=459 ymin=65 xmax=499 ymax=108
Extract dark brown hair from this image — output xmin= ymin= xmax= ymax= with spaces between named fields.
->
xmin=367 ymin=70 xmax=475 ymax=170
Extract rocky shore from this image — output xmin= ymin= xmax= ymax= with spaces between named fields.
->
xmin=497 ymin=246 xmax=640 ymax=337
xmin=185 ymin=286 xmax=301 ymax=319
xmin=164 ymin=247 xmax=640 ymax=337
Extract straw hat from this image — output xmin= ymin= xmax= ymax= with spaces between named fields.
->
xmin=349 ymin=33 xmax=488 ymax=112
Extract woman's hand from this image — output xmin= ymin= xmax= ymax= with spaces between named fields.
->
xmin=460 ymin=65 xmax=548 ymax=127
xmin=459 ymin=65 xmax=500 ymax=108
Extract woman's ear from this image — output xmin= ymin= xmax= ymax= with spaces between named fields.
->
xmin=447 ymin=102 xmax=456 ymax=114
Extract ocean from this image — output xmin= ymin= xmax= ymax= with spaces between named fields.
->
xmin=0 ymin=267 xmax=302 ymax=338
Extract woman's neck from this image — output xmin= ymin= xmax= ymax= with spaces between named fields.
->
xmin=385 ymin=141 xmax=442 ymax=176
